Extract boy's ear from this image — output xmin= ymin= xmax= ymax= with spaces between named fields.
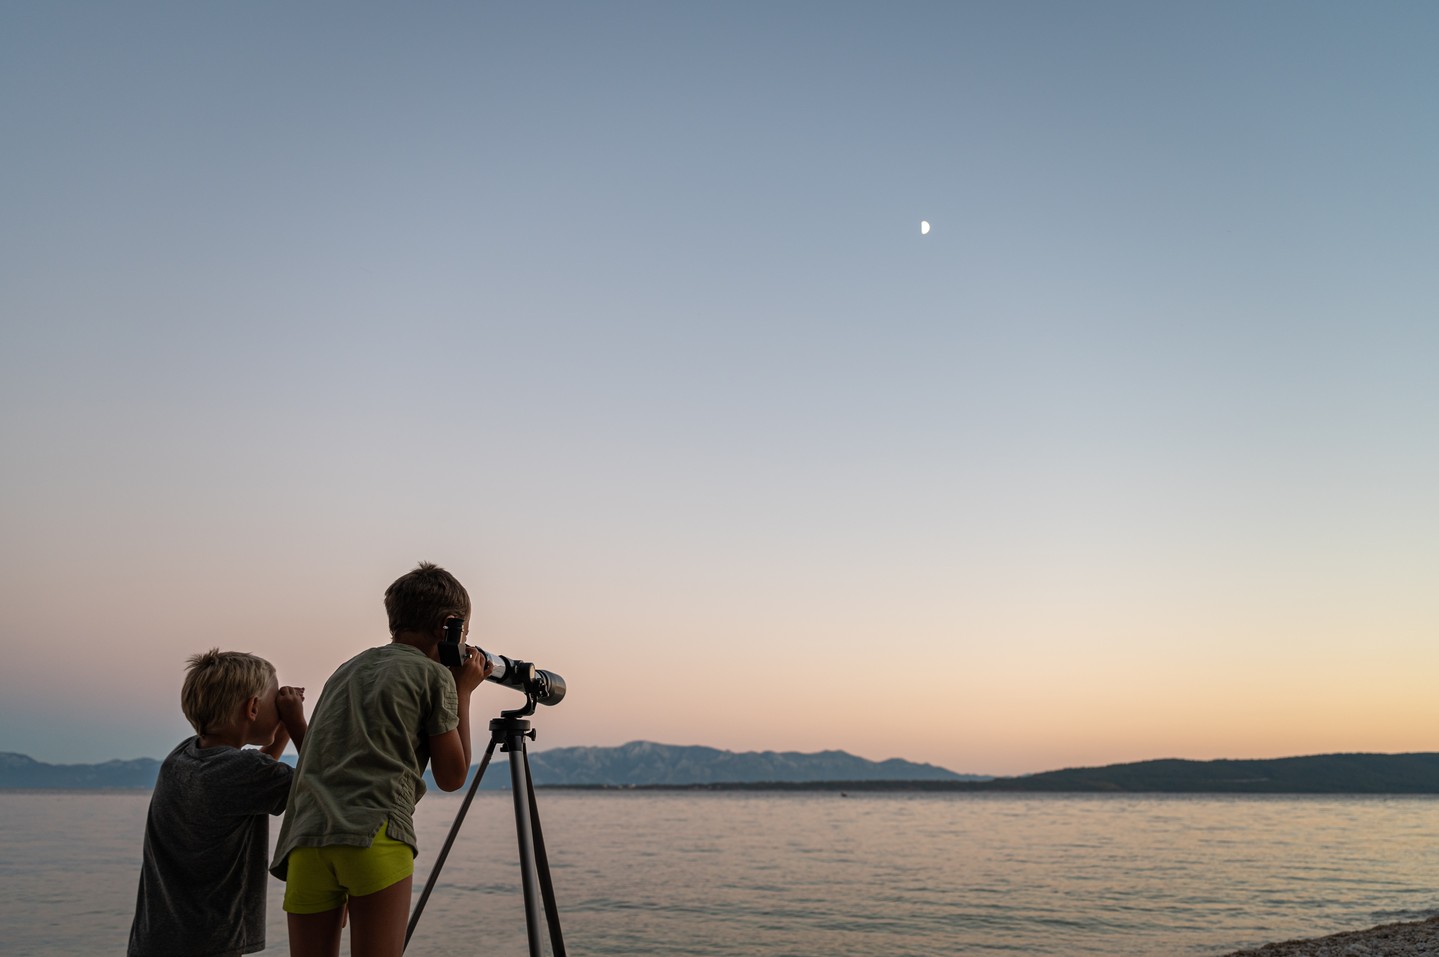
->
xmin=244 ymin=695 xmax=260 ymax=721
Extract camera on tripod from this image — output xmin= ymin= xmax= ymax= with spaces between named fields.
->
xmin=439 ymin=618 xmax=566 ymax=706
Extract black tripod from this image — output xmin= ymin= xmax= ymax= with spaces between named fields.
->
xmin=406 ymin=695 xmax=566 ymax=956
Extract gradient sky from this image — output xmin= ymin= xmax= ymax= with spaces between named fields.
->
xmin=3 ymin=2 xmax=1437 ymax=776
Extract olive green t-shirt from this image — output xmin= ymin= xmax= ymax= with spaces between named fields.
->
xmin=270 ymin=643 xmax=459 ymax=879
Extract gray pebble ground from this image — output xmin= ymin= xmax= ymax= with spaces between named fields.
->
xmin=1219 ymin=917 xmax=1439 ymax=957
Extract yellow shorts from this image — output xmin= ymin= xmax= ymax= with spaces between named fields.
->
xmin=282 ymin=821 xmax=416 ymax=914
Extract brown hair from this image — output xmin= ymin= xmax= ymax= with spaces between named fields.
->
xmin=180 ymin=649 xmax=275 ymax=736
xmin=384 ymin=561 xmax=471 ymax=636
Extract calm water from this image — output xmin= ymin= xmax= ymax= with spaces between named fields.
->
xmin=3 ymin=789 xmax=1439 ymax=956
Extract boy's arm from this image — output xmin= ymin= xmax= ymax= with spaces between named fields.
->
xmin=261 ymin=725 xmax=291 ymax=761
xmin=429 ymin=728 xmax=467 ymax=791
xmin=265 ymin=686 xmax=307 ymax=759
xmin=430 ymin=647 xmax=489 ymax=791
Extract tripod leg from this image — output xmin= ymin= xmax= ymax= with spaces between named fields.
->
xmin=405 ymin=735 xmax=501 ymax=951
xmin=523 ymin=748 xmax=567 ymax=956
xmin=506 ymin=727 xmax=546 ymax=957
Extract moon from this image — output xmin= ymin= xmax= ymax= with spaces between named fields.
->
xmin=920 ymin=220 xmax=930 ymax=235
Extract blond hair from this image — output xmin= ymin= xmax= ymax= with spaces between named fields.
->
xmin=180 ymin=649 xmax=276 ymax=735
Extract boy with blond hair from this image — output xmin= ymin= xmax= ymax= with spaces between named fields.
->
xmin=272 ymin=562 xmax=489 ymax=957
xmin=129 ymin=649 xmax=307 ymax=957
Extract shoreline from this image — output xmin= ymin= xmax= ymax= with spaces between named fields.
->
xmin=1219 ymin=916 xmax=1439 ymax=956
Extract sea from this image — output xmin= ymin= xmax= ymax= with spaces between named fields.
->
xmin=4 ymin=789 xmax=1439 ymax=957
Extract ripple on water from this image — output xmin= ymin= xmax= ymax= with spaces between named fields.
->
xmin=6 ymin=790 xmax=1439 ymax=957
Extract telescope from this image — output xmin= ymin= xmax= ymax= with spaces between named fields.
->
xmin=478 ymin=650 xmax=566 ymax=706
xmin=439 ymin=619 xmax=566 ymax=706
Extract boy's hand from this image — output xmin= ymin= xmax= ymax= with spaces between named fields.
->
xmin=261 ymin=687 xmax=307 ymax=759
xmin=277 ymin=686 xmax=306 ymax=727
xmin=451 ymin=645 xmax=492 ymax=694
xmin=275 ymin=685 xmax=307 ymax=753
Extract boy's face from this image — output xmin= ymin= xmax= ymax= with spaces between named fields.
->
xmin=248 ymin=676 xmax=282 ymax=747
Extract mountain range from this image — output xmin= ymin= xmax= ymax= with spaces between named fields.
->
xmin=522 ymin=741 xmax=978 ymax=786
xmin=0 ymin=742 xmax=978 ymax=790
xmin=0 ymin=752 xmax=163 ymax=788
xmin=9 ymin=746 xmax=1439 ymax=793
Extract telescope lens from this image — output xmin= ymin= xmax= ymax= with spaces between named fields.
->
xmin=531 ymin=669 xmax=565 ymax=706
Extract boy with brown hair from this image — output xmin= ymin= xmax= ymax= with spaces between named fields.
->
xmin=271 ymin=562 xmax=490 ymax=957
xmin=129 ymin=649 xmax=308 ymax=957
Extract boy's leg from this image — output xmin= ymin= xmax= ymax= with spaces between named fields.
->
xmin=288 ymin=907 xmax=344 ymax=957
xmin=346 ymin=876 xmax=413 ymax=957
xmin=283 ymin=845 xmax=346 ymax=957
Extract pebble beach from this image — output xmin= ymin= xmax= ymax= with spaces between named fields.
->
xmin=1220 ymin=918 xmax=1439 ymax=957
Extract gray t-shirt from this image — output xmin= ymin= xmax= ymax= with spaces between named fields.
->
xmin=128 ymin=737 xmax=293 ymax=957
xmin=270 ymin=643 xmax=459 ymax=878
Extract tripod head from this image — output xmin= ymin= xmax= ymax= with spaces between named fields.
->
xmin=502 ymin=693 xmax=541 ymax=720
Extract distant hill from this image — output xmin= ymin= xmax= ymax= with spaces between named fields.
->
xmin=0 ymin=742 xmax=979 ymax=790
xmin=994 ymin=753 xmax=1439 ymax=794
